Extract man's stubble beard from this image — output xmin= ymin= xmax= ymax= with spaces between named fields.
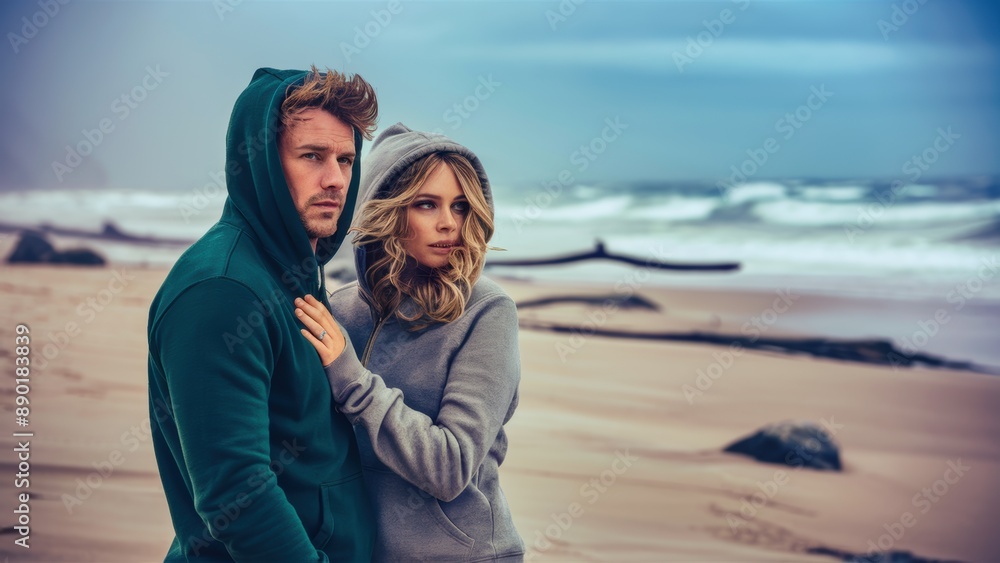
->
xmin=301 ymin=208 xmax=340 ymax=241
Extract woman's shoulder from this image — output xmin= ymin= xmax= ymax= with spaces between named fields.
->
xmin=327 ymin=281 xmax=377 ymax=334
xmin=468 ymin=275 xmax=515 ymax=311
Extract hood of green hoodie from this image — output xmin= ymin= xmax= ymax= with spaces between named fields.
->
xmin=221 ymin=67 xmax=363 ymax=292
xmin=353 ymin=123 xmax=493 ymax=301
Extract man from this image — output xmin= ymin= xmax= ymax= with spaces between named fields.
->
xmin=147 ymin=67 xmax=378 ymax=562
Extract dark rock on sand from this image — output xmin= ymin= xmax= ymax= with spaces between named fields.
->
xmin=49 ymin=247 xmax=106 ymax=266
xmin=723 ymin=420 xmax=842 ymax=471
xmin=516 ymin=293 xmax=660 ymax=311
xmin=807 ymin=545 xmax=964 ymax=562
xmin=7 ymin=230 xmax=56 ymax=263
xmin=6 ymin=230 xmax=106 ymax=266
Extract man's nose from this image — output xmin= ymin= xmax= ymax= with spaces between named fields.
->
xmin=322 ymin=162 xmax=348 ymax=191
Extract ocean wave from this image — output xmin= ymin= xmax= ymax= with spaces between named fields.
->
xmin=0 ymin=188 xmax=222 ymax=240
xmin=5 ymin=180 xmax=998 ymax=293
xmin=627 ymin=197 xmax=718 ymax=222
xmin=751 ymin=199 xmax=1000 ymax=227
xmin=724 ymin=181 xmax=787 ymax=205
xmin=792 ymin=184 xmax=870 ymax=201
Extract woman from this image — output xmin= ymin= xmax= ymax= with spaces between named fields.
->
xmin=294 ymin=123 xmax=524 ymax=561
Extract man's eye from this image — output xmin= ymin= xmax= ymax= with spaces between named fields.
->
xmin=303 ymin=153 xmax=320 ymax=161
xmin=339 ymin=156 xmax=354 ymax=165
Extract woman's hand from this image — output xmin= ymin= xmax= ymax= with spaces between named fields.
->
xmin=295 ymin=294 xmax=346 ymax=366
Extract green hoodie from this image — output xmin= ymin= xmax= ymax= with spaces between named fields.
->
xmin=147 ymin=68 xmax=374 ymax=562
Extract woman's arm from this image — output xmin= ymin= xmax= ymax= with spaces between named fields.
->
xmin=295 ymin=294 xmax=520 ymax=502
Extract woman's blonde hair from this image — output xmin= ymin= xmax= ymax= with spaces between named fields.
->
xmin=352 ymin=152 xmax=494 ymax=330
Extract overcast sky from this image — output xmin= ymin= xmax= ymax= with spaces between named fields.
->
xmin=1 ymin=0 xmax=997 ymax=193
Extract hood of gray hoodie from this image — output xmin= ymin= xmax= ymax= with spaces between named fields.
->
xmin=353 ymin=123 xmax=493 ymax=301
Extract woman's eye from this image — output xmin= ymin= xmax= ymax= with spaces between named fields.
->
xmin=453 ymin=201 xmax=470 ymax=214
xmin=414 ymin=200 xmax=434 ymax=210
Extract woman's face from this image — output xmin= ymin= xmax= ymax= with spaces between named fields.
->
xmin=403 ymin=163 xmax=469 ymax=270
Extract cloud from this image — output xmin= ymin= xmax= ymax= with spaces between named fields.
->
xmin=456 ymin=38 xmax=996 ymax=75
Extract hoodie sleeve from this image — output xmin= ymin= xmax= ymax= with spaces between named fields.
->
xmin=155 ymin=278 xmax=327 ymax=562
xmin=324 ymin=295 xmax=520 ymax=502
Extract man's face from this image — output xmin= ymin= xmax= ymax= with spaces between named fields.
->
xmin=278 ymin=108 xmax=356 ymax=249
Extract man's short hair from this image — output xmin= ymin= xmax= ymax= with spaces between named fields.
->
xmin=280 ymin=65 xmax=378 ymax=139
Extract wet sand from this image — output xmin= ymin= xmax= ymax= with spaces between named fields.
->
xmin=0 ymin=265 xmax=997 ymax=561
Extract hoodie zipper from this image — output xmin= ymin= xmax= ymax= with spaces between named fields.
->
xmin=360 ymin=314 xmax=387 ymax=368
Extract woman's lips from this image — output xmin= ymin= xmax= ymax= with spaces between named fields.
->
xmin=429 ymin=242 xmax=460 ymax=254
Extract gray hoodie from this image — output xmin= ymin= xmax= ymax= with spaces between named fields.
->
xmin=324 ymin=123 xmax=525 ymax=562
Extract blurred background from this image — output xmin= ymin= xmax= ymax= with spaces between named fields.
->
xmin=1 ymin=1 xmax=999 ymax=561
xmin=1 ymin=0 xmax=997 ymax=362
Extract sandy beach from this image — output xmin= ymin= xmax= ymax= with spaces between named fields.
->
xmin=1 ymin=263 xmax=998 ymax=562
xmin=2 ymin=0 xmax=998 ymax=559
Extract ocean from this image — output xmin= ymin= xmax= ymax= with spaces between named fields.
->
xmin=3 ymin=177 xmax=998 ymax=367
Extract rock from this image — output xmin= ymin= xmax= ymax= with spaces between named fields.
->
xmin=6 ymin=230 xmax=55 ymax=263
xmin=6 ymin=230 xmax=105 ymax=266
xmin=723 ymin=420 xmax=842 ymax=471
xmin=807 ymin=546 xmax=963 ymax=562
xmin=50 ymin=248 xmax=106 ymax=266
xmin=102 ymin=221 xmax=128 ymax=239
